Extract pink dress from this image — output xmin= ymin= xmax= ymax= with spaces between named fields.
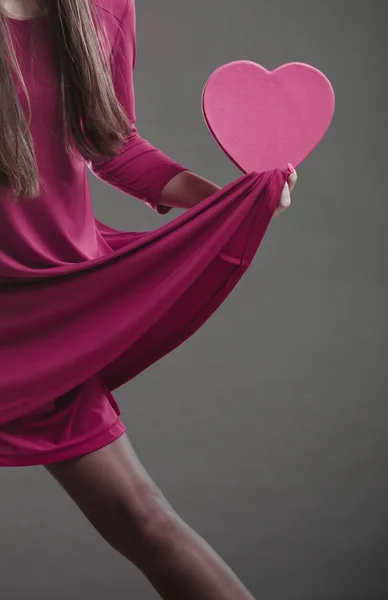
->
xmin=0 ymin=0 xmax=289 ymax=466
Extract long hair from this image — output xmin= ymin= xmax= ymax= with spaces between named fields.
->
xmin=0 ymin=0 xmax=132 ymax=202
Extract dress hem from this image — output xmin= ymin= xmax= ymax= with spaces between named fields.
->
xmin=0 ymin=417 xmax=127 ymax=468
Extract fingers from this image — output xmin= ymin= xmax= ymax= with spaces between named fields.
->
xmin=279 ymin=182 xmax=291 ymax=209
xmin=274 ymin=163 xmax=298 ymax=218
xmin=288 ymin=171 xmax=297 ymax=193
xmin=287 ymin=163 xmax=298 ymax=194
xmin=273 ymin=182 xmax=291 ymax=217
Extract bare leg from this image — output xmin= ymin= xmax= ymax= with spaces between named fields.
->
xmin=44 ymin=433 xmax=255 ymax=600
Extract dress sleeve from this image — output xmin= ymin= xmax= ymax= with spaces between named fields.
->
xmin=88 ymin=0 xmax=190 ymax=214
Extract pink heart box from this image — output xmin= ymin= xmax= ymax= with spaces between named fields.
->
xmin=202 ymin=61 xmax=335 ymax=173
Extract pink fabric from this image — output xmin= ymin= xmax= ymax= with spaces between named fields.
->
xmin=0 ymin=0 xmax=288 ymax=466
xmin=0 ymin=375 xmax=126 ymax=467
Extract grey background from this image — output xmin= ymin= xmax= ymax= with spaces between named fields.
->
xmin=1 ymin=0 xmax=387 ymax=598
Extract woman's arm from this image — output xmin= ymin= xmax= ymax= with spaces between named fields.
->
xmin=159 ymin=168 xmax=298 ymax=214
xmin=88 ymin=1 xmax=193 ymax=215
xmin=159 ymin=171 xmax=221 ymax=210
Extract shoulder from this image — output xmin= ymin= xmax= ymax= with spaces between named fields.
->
xmin=92 ymin=0 xmax=134 ymax=24
xmin=91 ymin=0 xmax=136 ymax=53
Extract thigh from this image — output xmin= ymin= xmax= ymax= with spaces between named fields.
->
xmin=44 ymin=433 xmax=173 ymax=543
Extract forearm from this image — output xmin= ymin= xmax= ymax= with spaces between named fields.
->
xmin=159 ymin=171 xmax=221 ymax=210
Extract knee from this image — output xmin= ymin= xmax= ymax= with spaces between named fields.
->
xmin=113 ymin=481 xmax=179 ymax=553
xmin=141 ymin=498 xmax=183 ymax=549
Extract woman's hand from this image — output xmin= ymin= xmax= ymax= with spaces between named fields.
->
xmin=274 ymin=163 xmax=298 ymax=218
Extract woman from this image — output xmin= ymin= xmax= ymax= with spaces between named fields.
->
xmin=0 ymin=1 xmax=297 ymax=598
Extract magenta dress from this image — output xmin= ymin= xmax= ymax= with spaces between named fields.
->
xmin=0 ymin=0 xmax=289 ymax=466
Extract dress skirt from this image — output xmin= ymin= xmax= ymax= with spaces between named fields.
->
xmin=0 ymin=169 xmax=288 ymax=466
